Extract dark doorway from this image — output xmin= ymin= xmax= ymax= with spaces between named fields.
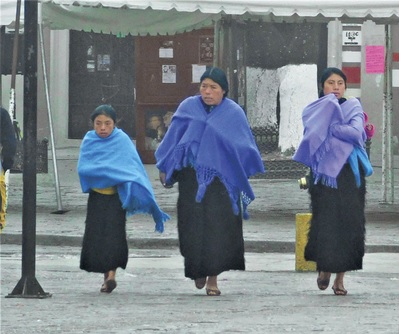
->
xmin=245 ymin=21 xmax=327 ymax=77
xmin=68 ymin=31 xmax=135 ymax=139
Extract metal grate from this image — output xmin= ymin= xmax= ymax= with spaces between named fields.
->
xmin=251 ymin=125 xmax=279 ymax=154
xmin=251 ymin=160 xmax=308 ymax=180
xmin=251 ymin=126 xmax=308 ymax=179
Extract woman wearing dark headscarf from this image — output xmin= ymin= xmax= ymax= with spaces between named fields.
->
xmin=293 ymin=67 xmax=373 ymax=295
xmin=155 ymin=67 xmax=265 ymax=296
xmin=78 ymin=105 xmax=169 ymax=293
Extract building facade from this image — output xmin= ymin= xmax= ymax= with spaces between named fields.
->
xmin=1 ymin=19 xmax=398 ymax=165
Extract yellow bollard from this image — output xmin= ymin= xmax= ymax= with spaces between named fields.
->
xmin=295 ymin=213 xmax=316 ymax=272
xmin=0 ymin=170 xmax=6 ymax=233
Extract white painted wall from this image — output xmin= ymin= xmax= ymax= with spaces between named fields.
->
xmin=1 ymin=74 xmax=23 ymax=127
xmin=246 ymin=64 xmax=318 ymax=153
xmin=360 ymin=21 xmax=386 ymax=163
xmin=48 ymin=29 xmax=81 ymax=148
xmin=327 ymin=20 xmax=390 ymax=164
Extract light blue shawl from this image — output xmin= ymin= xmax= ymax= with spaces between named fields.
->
xmin=78 ymin=128 xmax=169 ymax=232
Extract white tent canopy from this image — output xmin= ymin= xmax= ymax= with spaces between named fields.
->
xmin=38 ymin=0 xmax=399 ymax=35
xmin=2 ymin=1 xmax=398 ymax=34
xmin=0 ymin=0 xmax=24 ymax=27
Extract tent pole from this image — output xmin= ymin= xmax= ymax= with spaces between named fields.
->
xmin=4 ymin=0 xmax=22 ymax=226
xmin=38 ymin=23 xmax=66 ymax=214
xmin=381 ymin=24 xmax=394 ymax=204
xmin=9 ymin=0 xmax=22 ymax=121
xmin=0 ymin=27 xmax=2 ymax=106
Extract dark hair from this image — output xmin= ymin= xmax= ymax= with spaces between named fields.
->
xmin=319 ymin=67 xmax=347 ymax=97
xmin=200 ymin=67 xmax=229 ymax=97
xmin=90 ymin=104 xmax=116 ymax=123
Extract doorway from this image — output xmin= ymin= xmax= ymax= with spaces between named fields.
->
xmin=69 ymin=31 xmax=136 ymax=139
xmin=135 ymin=28 xmax=214 ymax=163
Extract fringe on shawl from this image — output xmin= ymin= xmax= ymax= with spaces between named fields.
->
xmin=117 ymin=182 xmax=170 ymax=233
xmin=195 ymin=164 xmax=251 ymax=220
xmin=173 ymin=144 xmax=196 ymax=173
xmin=310 ymin=130 xmax=339 ymax=188
xmin=169 ymin=144 xmax=253 ymax=220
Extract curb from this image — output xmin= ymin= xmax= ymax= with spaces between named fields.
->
xmin=2 ymin=233 xmax=398 ymax=253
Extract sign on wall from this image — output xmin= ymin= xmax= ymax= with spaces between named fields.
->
xmin=365 ymin=45 xmax=385 ymax=74
xmin=342 ymin=29 xmax=362 ymax=46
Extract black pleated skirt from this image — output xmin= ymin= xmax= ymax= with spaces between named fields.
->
xmin=80 ymin=191 xmax=128 ymax=273
xmin=176 ymin=167 xmax=245 ymax=279
xmin=305 ymin=163 xmax=366 ymax=273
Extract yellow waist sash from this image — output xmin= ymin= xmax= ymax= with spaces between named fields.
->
xmin=92 ymin=186 xmax=117 ymax=195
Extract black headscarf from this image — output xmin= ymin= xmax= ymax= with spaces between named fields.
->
xmin=200 ymin=67 xmax=229 ymax=98
xmin=90 ymin=104 xmax=116 ymax=123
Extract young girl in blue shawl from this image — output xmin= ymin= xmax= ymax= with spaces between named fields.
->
xmin=78 ymin=105 xmax=169 ymax=293
xmin=293 ymin=68 xmax=373 ymax=296
xmin=155 ymin=67 xmax=265 ymax=296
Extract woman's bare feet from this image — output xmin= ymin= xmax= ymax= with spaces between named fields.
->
xmin=317 ymin=271 xmax=331 ymax=290
xmin=194 ymin=277 xmax=206 ymax=289
xmin=205 ymin=276 xmax=221 ymax=296
xmin=101 ymin=270 xmax=117 ymax=293
xmin=332 ymin=272 xmax=347 ymax=295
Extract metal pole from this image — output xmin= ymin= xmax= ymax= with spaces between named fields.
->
xmin=381 ymin=24 xmax=394 ymax=204
xmin=7 ymin=0 xmax=51 ymax=299
xmin=9 ymin=0 xmax=21 ymax=120
xmin=39 ymin=22 xmax=66 ymax=214
xmin=0 ymin=27 xmax=3 ymax=106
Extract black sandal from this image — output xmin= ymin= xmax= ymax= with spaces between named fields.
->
xmin=195 ymin=278 xmax=206 ymax=290
xmin=317 ymin=272 xmax=331 ymax=290
xmin=100 ymin=279 xmax=117 ymax=293
xmin=332 ymin=286 xmax=347 ymax=296
xmin=206 ymin=287 xmax=221 ymax=296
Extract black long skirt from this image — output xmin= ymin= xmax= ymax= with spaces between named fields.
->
xmin=305 ymin=163 xmax=366 ymax=273
xmin=176 ymin=167 xmax=245 ymax=279
xmin=80 ymin=191 xmax=128 ymax=273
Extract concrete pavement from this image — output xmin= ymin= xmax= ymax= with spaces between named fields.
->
xmin=1 ymin=245 xmax=399 ymax=333
xmin=1 ymin=147 xmax=399 ymax=333
xmin=1 ymin=147 xmax=398 ymax=252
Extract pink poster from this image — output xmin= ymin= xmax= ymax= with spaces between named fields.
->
xmin=366 ymin=45 xmax=385 ymax=74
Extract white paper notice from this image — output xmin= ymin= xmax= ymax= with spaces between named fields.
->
xmin=162 ymin=65 xmax=176 ymax=83
xmin=159 ymin=48 xmax=173 ymax=58
xmin=393 ymin=69 xmax=399 ymax=88
xmin=192 ymin=65 xmax=206 ymax=83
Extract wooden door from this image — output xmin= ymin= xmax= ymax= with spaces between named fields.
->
xmin=135 ymin=28 xmax=214 ymax=163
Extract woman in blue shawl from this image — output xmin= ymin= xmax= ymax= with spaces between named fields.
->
xmin=155 ymin=67 xmax=265 ymax=296
xmin=293 ymin=68 xmax=373 ymax=296
xmin=78 ymin=105 xmax=169 ymax=293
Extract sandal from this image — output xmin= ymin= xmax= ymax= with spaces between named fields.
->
xmin=332 ymin=286 xmax=347 ymax=296
xmin=317 ymin=272 xmax=331 ymax=291
xmin=100 ymin=279 xmax=117 ymax=293
xmin=195 ymin=278 xmax=206 ymax=290
xmin=206 ymin=287 xmax=221 ymax=296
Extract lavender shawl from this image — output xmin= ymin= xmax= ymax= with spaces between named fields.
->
xmin=78 ymin=128 xmax=170 ymax=232
xmin=155 ymin=95 xmax=265 ymax=219
xmin=293 ymin=93 xmax=372 ymax=188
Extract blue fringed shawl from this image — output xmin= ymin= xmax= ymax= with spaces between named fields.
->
xmin=78 ymin=128 xmax=170 ymax=232
xmin=155 ymin=95 xmax=265 ymax=219
xmin=293 ymin=94 xmax=373 ymax=188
